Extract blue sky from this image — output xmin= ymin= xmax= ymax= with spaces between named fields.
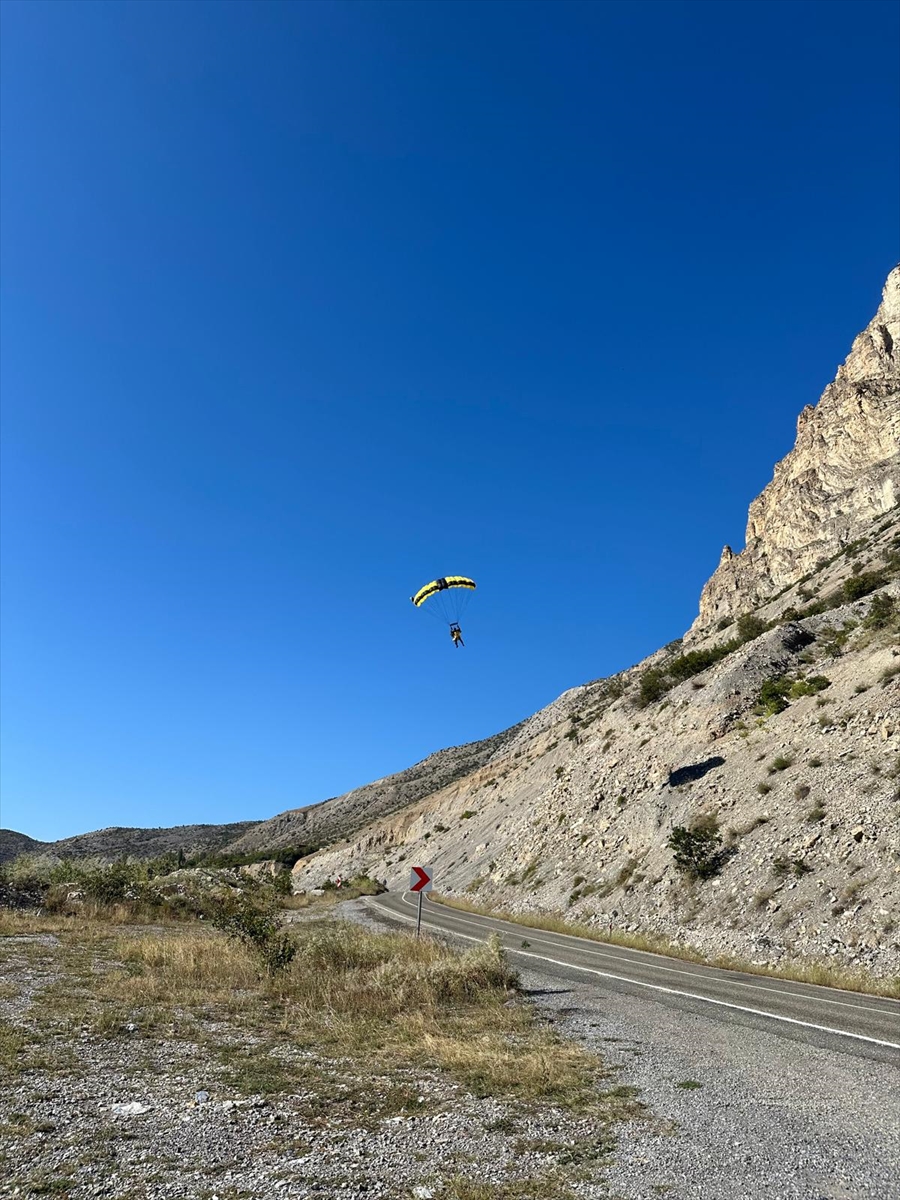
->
xmin=1 ymin=0 xmax=897 ymax=842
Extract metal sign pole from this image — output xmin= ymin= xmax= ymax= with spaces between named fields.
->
xmin=416 ymin=890 xmax=423 ymax=938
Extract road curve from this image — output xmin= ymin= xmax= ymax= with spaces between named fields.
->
xmin=367 ymin=891 xmax=900 ymax=1065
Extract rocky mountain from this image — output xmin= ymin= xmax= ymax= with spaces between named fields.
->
xmin=294 ymin=522 xmax=899 ymax=977
xmin=688 ymin=267 xmax=899 ymax=638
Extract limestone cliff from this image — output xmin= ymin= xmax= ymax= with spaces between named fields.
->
xmin=688 ymin=267 xmax=899 ymax=639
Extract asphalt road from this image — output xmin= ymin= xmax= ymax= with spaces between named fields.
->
xmin=368 ymin=891 xmax=900 ymax=1066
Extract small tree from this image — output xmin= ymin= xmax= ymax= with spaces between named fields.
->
xmin=209 ymin=893 xmax=297 ymax=975
xmin=843 ymin=571 xmax=885 ymax=602
xmin=668 ymin=823 xmax=729 ymax=880
xmin=864 ymin=592 xmax=896 ymax=630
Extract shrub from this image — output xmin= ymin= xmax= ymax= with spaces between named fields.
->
xmin=208 ymin=893 xmax=297 ymax=975
xmin=843 ymin=571 xmax=885 ymax=602
xmin=756 ymin=676 xmax=792 ymax=716
xmin=864 ymin=592 xmax=896 ymax=630
xmin=736 ymin=613 xmax=766 ymax=642
xmin=667 ymin=645 xmax=735 ymax=683
xmin=637 ymin=636 xmax=743 ymax=708
xmin=638 ymin=667 xmax=672 ymax=707
xmin=818 ymin=623 xmax=855 ymax=657
xmin=789 ymin=675 xmax=831 ymax=698
xmin=667 ymin=822 xmax=731 ymax=881
xmin=768 ymin=755 xmax=794 ymax=773
xmin=773 ymin=855 xmax=811 ymax=879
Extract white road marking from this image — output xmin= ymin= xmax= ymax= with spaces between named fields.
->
xmin=371 ymin=895 xmax=900 ymax=1053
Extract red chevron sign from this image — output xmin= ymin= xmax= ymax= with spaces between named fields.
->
xmin=409 ymin=865 xmax=434 ymax=893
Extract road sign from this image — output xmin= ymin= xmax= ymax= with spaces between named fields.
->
xmin=409 ymin=866 xmax=434 ymax=937
xmin=409 ymin=865 xmax=434 ymax=894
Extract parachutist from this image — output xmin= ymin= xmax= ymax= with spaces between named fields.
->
xmin=411 ymin=575 xmax=475 ymax=646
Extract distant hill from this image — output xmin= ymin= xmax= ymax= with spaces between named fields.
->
xmin=0 ymin=822 xmax=261 ymax=865
xmin=0 ymin=830 xmax=50 ymax=865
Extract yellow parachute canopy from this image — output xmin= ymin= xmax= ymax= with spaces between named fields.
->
xmin=411 ymin=576 xmax=477 ymax=608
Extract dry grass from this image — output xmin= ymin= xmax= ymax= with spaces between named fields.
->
xmin=266 ymin=923 xmax=628 ymax=1113
xmin=0 ymin=910 xmax=632 ymax=1115
xmin=435 ymin=894 xmax=706 ymax=962
xmin=0 ymin=910 xmax=76 ymax=936
xmin=110 ymin=929 xmax=260 ymax=1004
xmin=433 ymin=896 xmax=900 ymax=999
xmin=283 ymin=875 xmax=385 ymax=911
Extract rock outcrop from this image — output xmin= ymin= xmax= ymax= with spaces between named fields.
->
xmin=687 ymin=267 xmax=899 ymax=639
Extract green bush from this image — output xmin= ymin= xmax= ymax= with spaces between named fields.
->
xmin=638 ymin=667 xmax=673 ymax=707
xmin=843 ymin=571 xmax=885 ymax=602
xmin=756 ymin=676 xmax=792 ymax=716
xmin=208 ymin=893 xmax=297 ymax=975
xmin=864 ymin=592 xmax=896 ymax=630
xmin=667 ymin=822 xmax=730 ymax=881
xmin=736 ymin=613 xmax=766 ymax=642
xmin=636 ymin=616 xmax=764 ymax=709
xmin=789 ymin=675 xmax=831 ymax=698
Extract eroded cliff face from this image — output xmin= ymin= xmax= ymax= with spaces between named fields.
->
xmin=688 ymin=268 xmax=899 ymax=639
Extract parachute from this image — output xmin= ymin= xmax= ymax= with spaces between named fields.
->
xmin=411 ymin=576 xmax=476 ymax=633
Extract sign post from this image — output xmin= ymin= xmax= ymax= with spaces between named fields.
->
xmin=408 ymin=865 xmax=434 ymax=937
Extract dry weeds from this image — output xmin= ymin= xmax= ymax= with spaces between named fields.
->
xmin=433 ymin=895 xmax=900 ymax=999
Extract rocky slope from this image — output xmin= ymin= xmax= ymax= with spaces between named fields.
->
xmin=688 ymin=266 xmax=899 ymax=638
xmin=0 ymin=831 xmax=46 ymax=864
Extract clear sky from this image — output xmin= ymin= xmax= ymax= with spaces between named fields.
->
xmin=1 ymin=0 xmax=897 ymax=842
